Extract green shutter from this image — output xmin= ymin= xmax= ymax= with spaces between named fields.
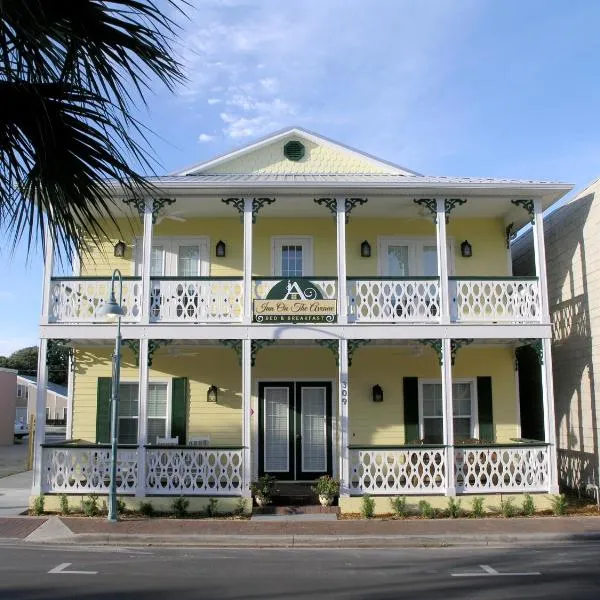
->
xmin=96 ymin=377 xmax=112 ymax=443
xmin=477 ymin=376 xmax=494 ymax=442
xmin=403 ymin=377 xmax=419 ymax=444
xmin=172 ymin=377 xmax=188 ymax=445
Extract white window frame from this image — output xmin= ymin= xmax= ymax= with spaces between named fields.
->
xmin=377 ymin=236 xmax=455 ymax=277
xmin=118 ymin=379 xmax=172 ymax=444
xmin=271 ymin=236 xmax=314 ymax=277
xmin=134 ymin=236 xmax=210 ymax=277
xmin=418 ymin=378 xmax=478 ymax=442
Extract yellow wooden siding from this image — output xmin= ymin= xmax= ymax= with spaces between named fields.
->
xmin=202 ymin=136 xmax=397 ymax=175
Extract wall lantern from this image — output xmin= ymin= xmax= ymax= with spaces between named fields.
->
xmin=113 ymin=240 xmax=127 ymax=258
xmin=360 ymin=240 xmax=372 ymax=258
xmin=460 ymin=240 xmax=473 ymax=258
xmin=207 ymin=385 xmax=218 ymax=403
xmin=372 ymin=384 xmax=384 ymax=403
xmin=215 ymin=240 xmax=227 ymax=258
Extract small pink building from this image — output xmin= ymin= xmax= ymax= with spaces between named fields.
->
xmin=0 ymin=367 xmax=17 ymax=445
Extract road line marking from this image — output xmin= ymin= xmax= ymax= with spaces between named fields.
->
xmin=481 ymin=565 xmax=499 ymax=574
xmin=452 ymin=564 xmax=541 ymax=577
xmin=48 ymin=562 xmax=98 ymax=575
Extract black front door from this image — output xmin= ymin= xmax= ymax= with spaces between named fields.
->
xmin=258 ymin=381 xmax=332 ymax=480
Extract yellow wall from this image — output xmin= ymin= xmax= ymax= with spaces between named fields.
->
xmin=79 ymin=217 xmax=509 ymax=278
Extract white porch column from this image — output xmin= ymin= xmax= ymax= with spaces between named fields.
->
xmin=136 ymin=338 xmax=149 ymax=497
xmin=243 ymin=199 xmax=253 ymax=324
xmin=66 ymin=351 xmax=75 ymax=440
xmin=336 ymin=198 xmax=348 ymax=325
xmin=532 ymin=198 xmax=549 ymax=321
xmin=435 ymin=199 xmax=451 ymax=324
xmin=40 ymin=222 xmax=55 ymax=325
xmin=141 ymin=200 xmax=154 ymax=324
xmin=441 ymin=338 xmax=456 ymax=496
xmin=242 ymin=338 xmax=252 ymax=496
xmin=541 ymin=338 xmax=559 ymax=493
xmin=32 ymin=337 xmax=48 ymax=495
xmin=338 ymin=339 xmax=350 ymax=495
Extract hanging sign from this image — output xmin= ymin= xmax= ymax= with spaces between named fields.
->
xmin=253 ymin=278 xmax=337 ymax=323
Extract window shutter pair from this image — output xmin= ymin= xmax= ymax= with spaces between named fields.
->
xmin=96 ymin=377 xmax=188 ymax=444
xmin=402 ymin=376 xmax=494 ymax=443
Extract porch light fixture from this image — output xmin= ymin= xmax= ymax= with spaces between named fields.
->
xmin=97 ymin=269 xmax=125 ymax=523
xmin=113 ymin=240 xmax=126 ymax=258
xmin=215 ymin=240 xmax=226 ymax=258
xmin=207 ymin=385 xmax=218 ymax=403
xmin=460 ymin=240 xmax=473 ymax=258
xmin=360 ymin=240 xmax=372 ymax=258
xmin=372 ymin=384 xmax=384 ymax=403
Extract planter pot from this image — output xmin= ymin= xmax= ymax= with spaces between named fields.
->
xmin=319 ymin=494 xmax=333 ymax=507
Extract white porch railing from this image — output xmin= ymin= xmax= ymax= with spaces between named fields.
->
xmin=145 ymin=447 xmax=243 ymax=495
xmin=454 ymin=444 xmax=550 ymax=493
xmin=149 ymin=277 xmax=243 ymax=322
xmin=253 ymin=277 xmax=337 ymax=301
xmin=349 ymin=446 xmax=446 ymax=494
xmin=347 ymin=278 xmax=440 ymax=323
xmin=451 ymin=277 xmax=541 ymax=323
xmin=42 ymin=445 xmax=138 ymax=493
xmin=48 ymin=277 xmax=142 ymax=323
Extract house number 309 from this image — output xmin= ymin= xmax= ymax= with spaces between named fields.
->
xmin=341 ymin=380 xmax=348 ymax=405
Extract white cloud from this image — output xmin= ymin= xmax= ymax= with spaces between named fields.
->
xmin=198 ymin=133 xmax=215 ymax=142
xmin=0 ymin=337 xmax=37 ymax=357
xmin=207 ymin=98 xmax=221 ymax=105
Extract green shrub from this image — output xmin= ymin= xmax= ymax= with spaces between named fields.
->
xmin=233 ymin=498 xmax=247 ymax=517
xmin=206 ymin=498 xmax=219 ymax=517
xmin=32 ymin=494 xmax=45 ymax=516
xmin=471 ymin=497 xmax=485 ymax=518
xmin=139 ymin=501 xmax=154 ymax=517
xmin=418 ymin=500 xmax=436 ymax=519
xmin=522 ymin=494 xmax=535 ymax=516
xmin=500 ymin=497 xmax=516 ymax=518
xmin=390 ymin=496 xmax=408 ymax=518
xmin=361 ymin=494 xmax=375 ymax=519
xmin=551 ymin=493 xmax=568 ymax=516
xmin=59 ymin=494 xmax=69 ymax=516
xmin=172 ymin=496 xmax=189 ymax=518
xmin=447 ymin=497 xmax=462 ymax=518
xmin=117 ymin=498 xmax=127 ymax=515
xmin=82 ymin=493 xmax=100 ymax=517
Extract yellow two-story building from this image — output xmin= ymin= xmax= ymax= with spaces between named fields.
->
xmin=34 ymin=127 xmax=572 ymax=513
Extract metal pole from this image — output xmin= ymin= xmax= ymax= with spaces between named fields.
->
xmin=107 ymin=270 xmax=123 ymax=522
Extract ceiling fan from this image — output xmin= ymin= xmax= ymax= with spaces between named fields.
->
xmin=155 ymin=210 xmax=187 ymax=225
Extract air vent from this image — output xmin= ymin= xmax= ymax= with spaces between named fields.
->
xmin=284 ymin=140 xmax=305 ymax=161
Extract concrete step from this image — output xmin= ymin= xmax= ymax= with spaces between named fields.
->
xmin=253 ymin=505 xmax=340 ymax=516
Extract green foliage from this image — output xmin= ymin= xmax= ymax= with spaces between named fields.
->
xmin=0 ymin=341 xmax=69 ymax=385
xmin=139 ymin=501 xmax=155 ymax=517
xmin=500 ymin=497 xmax=517 ymax=518
xmin=59 ymin=494 xmax=69 ymax=515
xmin=117 ymin=498 xmax=127 ymax=515
xmin=313 ymin=475 xmax=340 ymax=499
xmin=361 ymin=494 xmax=375 ymax=519
xmin=418 ymin=500 xmax=436 ymax=519
xmin=233 ymin=498 xmax=247 ymax=517
xmin=250 ymin=475 xmax=277 ymax=502
xmin=447 ymin=497 xmax=462 ymax=518
xmin=522 ymin=494 xmax=535 ymax=516
xmin=471 ymin=497 xmax=485 ymax=518
xmin=172 ymin=496 xmax=189 ymax=519
xmin=551 ymin=494 xmax=568 ymax=516
xmin=390 ymin=496 xmax=409 ymax=518
xmin=206 ymin=498 xmax=219 ymax=517
xmin=32 ymin=494 xmax=45 ymax=516
xmin=82 ymin=493 xmax=100 ymax=517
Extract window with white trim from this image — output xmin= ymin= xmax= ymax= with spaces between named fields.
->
xmin=419 ymin=380 xmax=476 ymax=444
xmin=118 ymin=382 xmax=169 ymax=444
xmin=16 ymin=384 xmax=27 ymax=398
xmin=272 ymin=237 xmax=313 ymax=277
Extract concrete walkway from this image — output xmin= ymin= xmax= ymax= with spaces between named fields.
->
xmin=0 ymin=470 xmax=32 ymax=516
xmin=0 ymin=513 xmax=598 ymax=548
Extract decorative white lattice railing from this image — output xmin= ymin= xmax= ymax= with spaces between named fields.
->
xmin=253 ymin=278 xmax=337 ymax=301
xmin=49 ymin=277 xmax=142 ymax=323
xmin=451 ymin=277 xmax=541 ymax=323
xmin=347 ymin=278 xmax=440 ymax=323
xmin=149 ymin=277 xmax=243 ymax=322
xmin=454 ymin=444 xmax=550 ymax=493
xmin=42 ymin=445 xmax=138 ymax=493
xmin=349 ymin=447 xmax=446 ymax=494
xmin=145 ymin=447 xmax=243 ymax=495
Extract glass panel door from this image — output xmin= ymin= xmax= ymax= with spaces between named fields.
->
xmin=386 ymin=245 xmax=410 ymax=276
xmin=300 ymin=387 xmax=327 ymax=474
xmin=263 ymin=386 xmax=292 ymax=476
xmin=177 ymin=245 xmax=201 ymax=277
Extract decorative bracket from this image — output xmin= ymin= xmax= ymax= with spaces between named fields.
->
xmin=124 ymin=340 xmax=140 ymax=365
xmin=123 ymin=339 xmax=172 ymax=367
xmin=417 ymin=338 xmax=472 ymax=365
xmin=505 ymin=222 xmax=517 ymax=249
xmin=344 ymin=197 xmax=368 ymax=223
xmin=251 ymin=339 xmax=275 ymax=367
xmin=221 ymin=339 xmax=242 ymax=366
xmin=123 ymin=197 xmax=146 ymax=216
xmin=444 ymin=198 xmax=467 ymax=222
xmin=313 ymin=197 xmax=336 ymax=219
xmin=511 ymin=199 xmax=535 ymax=225
xmin=222 ymin=197 xmax=244 ymax=220
xmin=252 ymin=197 xmax=275 ymax=223
xmin=518 ymin=338 xmax=543 ymax=365
xmin=418 ymin=339 xmax=442 ymax=365
xmin=348 ymin=339 xmax=370 ymax=366
xmin=316 ymin=339 xmax=339 ymax=366
xmin=413 ymin=198 xmax=466 ymax=223
xmin=123 ymin=197 xmax=177 ymax=224
xmin=450 ymin=338 xmax=473 ymax=366
xmin=313 ymin=197 xmax=368 ymax=223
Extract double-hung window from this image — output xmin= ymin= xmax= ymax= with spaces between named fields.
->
xmin=272 ymin=237 xmax=313 ymax=277
xmin=118 ymin=382 xmax=169 ymax=444
xmin=419 ymin=380 xmax=476 ymax=444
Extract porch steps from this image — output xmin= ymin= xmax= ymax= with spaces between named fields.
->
xmin=252 ymin=505 xmax=340 ymax=516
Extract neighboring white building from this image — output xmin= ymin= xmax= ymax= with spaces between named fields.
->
xmin=16 ymin=375 xmax=68 ymax=426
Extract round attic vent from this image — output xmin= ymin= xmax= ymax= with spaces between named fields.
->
xmin=284 ymin=140 xmax=305 ymax=161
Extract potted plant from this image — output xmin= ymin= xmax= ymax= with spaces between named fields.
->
xmin=250 ymin=474 xmax=277 ymax=507
xmin=313 ymin=475 xmax=340 ymax=506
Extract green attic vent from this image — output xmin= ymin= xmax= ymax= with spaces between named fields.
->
xmin=284 ymin=140 xmax=305 ymax=161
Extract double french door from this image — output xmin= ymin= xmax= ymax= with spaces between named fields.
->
xmin=258 ymin=382 xmax=332 ymax=480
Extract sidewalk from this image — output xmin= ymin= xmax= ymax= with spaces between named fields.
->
xmin=3 ymin=514 xmax=600 ymax=548
xmin=0 ymin=470 xmax=32 ymax=516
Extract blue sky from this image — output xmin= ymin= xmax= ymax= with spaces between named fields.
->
xmin=1 ymin=0 xmax=599 ymax=355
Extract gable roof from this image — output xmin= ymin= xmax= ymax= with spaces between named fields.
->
xmin=173 ymin=126 xmax=421 ymax=177
xmin=18 ymin=374 xmax=68 ymax=398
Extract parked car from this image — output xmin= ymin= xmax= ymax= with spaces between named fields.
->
xmin=14 ymin=421 xmax=29 ymax=440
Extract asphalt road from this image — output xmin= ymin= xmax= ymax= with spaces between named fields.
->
xmin=0 ymin=541 xmax=599 ymax=599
